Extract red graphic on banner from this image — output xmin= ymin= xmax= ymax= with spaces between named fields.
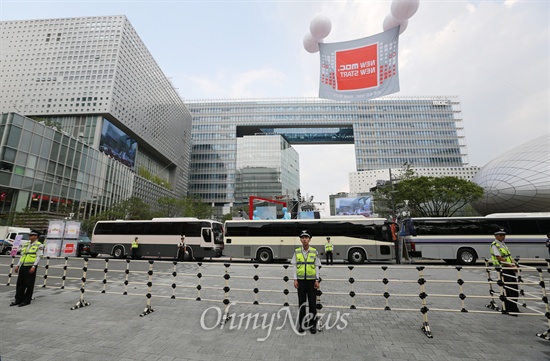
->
xmin=64 ymin=244 xmax=74 ymax=254
xmin=335 ymin=43 xmax=378 ymax=91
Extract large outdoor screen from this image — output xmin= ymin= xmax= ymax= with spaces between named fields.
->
xmin=335 ymin=196 xmax=373 ymax=216
xmin=99 ymin=118 xmax=138 ymax=169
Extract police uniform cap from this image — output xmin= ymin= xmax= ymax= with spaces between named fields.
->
xmin=299 ymin=231 xmax=311 ymax=238
xmin=30 ymin=231 xmax=39 ymax=236
xmin=494 ymin=229 xmax=507 ymax=235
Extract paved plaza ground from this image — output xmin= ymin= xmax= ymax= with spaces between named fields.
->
xmin=1 ymin=256 xmax=549 ymax=361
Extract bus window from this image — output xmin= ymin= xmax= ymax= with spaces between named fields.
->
xmin=453 ymin=220 xmax=483 ymax=235
xmin=94 ymin=222 xmax=112 ymax=235
xmin=248 ymin=222 xmax=271 ymax=237
xmin=202 ymin=228 xmax=211 ymax=243
xmin=506 ymin=219 xmax=542 ymax=235
xmin=146 ymin=222 xmax=162 ymax=235
xmin=112 ymin=222 xmax=129 ymax=235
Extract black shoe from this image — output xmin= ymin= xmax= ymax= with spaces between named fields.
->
xmin=18 ymin=302 xmax=30 ymax=307
xmin=298 ymin=328 xmax=305 ymax=333
xmin=10 ymin=302 xmax=20 ymax=307
xmin=310 ymin=327 xmax=317 ymax=334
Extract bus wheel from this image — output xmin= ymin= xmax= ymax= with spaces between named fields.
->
xmin=457 ymin=248 xmax=477 ymax=265
xmin=256 ymin=249 xmax=273 ymax=263
xmin=183 ymin=248 xmax=193 ymax=261
xmin=348 ymin=249 xmax=366 ymax=264
xmin=113 ymin=246 xmax=125 ymax=259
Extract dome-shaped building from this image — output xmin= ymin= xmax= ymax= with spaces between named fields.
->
xmin=472 ymin=133 xmax=550 ymax=215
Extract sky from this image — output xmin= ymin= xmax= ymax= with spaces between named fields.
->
xmin=1 ymin=0 xmax=549 ymax=213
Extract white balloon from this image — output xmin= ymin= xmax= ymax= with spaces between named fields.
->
xmin=303 ymin=33 xmax=320 ymax=53
xmin=383 ymin=14 xmax=409 ymax=34
xmin=390 ymin=0 xmax=420 ymax=21
xmin=383 ymin=14 xmax=401 ymax=32
xmin=398 ymin=19 xmax=408 ymax=34
xmin=309 ymin=15 xmax=332 ymax=40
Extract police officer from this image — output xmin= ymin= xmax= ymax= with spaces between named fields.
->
xmin=131 ymin=237 xmax=139 ymax=259
xmin=178 ymin=235 xmax=187 ymax=261
xmin=291 ymin=231 xmax=321 ymax=334
xmin=10 ymin=231 xmax=43 ymax=307
xmin=324 ymin=236 xmax=334 ymax=265
xmin=490 ymin=228 xmax=520 ymax=315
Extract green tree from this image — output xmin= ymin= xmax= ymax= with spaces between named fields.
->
xmin=181 ymin=196 xmax=213 ymax=218
xmin=386 ymin=176 xmax=484 ymax=217
xmin=221 ymin=213 xmax=233 ymax=222
xmin=81 ymin=197 xmax=152 ymax=233
xmin=155 ymin=196 xmax=213 ymax=219
xmin=156 ymin=197 xmax=186 ymax=217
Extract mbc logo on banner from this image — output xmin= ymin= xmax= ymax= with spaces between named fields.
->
xmin=319 ymin=26 xmax=400 ymax=101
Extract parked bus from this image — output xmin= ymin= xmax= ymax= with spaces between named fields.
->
xmin=91 ymin=218 xmax=224 ymax=260
xmin=224 ymin=217 xmax=396 ymax=263
xmin=400 ymin=213 xmax=550 ymax=265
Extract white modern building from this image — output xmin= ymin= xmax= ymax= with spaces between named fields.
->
xmin=0 ymin=15 xmax=191 ymax=223
xmin=187 ymin=97 xmax=469 ymax=215
xmin=349 ymin=166 xmax=481 ymax=194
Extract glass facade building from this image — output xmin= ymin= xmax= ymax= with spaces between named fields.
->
xmin=186 ymin=97 xmax=468 ymax=206
xmin=0 ymin=16 xmax=192 ymax=222
xmin=235 ymin=135 xmax=299 ymax=202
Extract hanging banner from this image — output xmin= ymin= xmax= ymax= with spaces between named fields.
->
xmin=64 ymin=221 xmax=81 ymax=239
xmin=44 ymin=239 xmax=62 ymax=257
xmin=47 ymin=220 xmax=65 ymax=238
xmin=319 ymin=26 xmax=400 ymax=101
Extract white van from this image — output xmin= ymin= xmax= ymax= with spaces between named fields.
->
xmin=0 ymin=226 xmax=32 ymax=254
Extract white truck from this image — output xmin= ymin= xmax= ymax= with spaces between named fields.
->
xmin=0 ymin=226 xmax=32 ymax=255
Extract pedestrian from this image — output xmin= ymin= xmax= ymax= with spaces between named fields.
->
xmin=291 ymin=231 xmax=321 ymax=334
xmin=131 ymin=237 xmax=139 ymax=259
xmin=546 ymin=232 xmax=550 ymax=258
xmin=489 ymin=228 xmax=520 ymax=315
xmin=178 ymin=235 xmax=187 ymax=261
xmin=324 ymin=236 xmax=334 ymax=265
xmin=10 ymin=231 xmax=43 ymax=307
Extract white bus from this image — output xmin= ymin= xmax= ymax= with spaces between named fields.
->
xmin=91 ymin=218 xmax=224 ymax=260
xmin=400 ymin=213 xmax=550 ymax=265
xmin=224 ymin=217 xmax=396 ymax=264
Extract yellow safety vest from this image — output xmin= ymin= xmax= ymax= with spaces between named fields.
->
xmin=295 ymin=247 xmax=317 ymax=280
xmin=132 ymin=241 xmax=139 ymax=249
xmin=20 ymin=241 xmax=42 ymax=266
xmin=325 ymin=242 xmax=333 ymax=252
xmin=490 ymin=240 xmax=513 ymax=266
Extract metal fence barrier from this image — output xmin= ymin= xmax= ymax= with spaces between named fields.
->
xmin=1 ymin=255 xmax=549 ymax=339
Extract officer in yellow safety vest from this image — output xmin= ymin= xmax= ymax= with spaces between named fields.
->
xmin=10 ymin=231 xmax=44 ymax=307
xmin=291 ymin=231 xmax=321 ymax=334
xmin=490 ymin=228 xmax=520 ymax=314
xmin=131 ymin=237 xmax=139 ymax=260
xmin=324 ymin=236 xmax=334 ymax=265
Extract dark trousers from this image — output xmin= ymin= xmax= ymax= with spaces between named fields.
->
xmin=132 ymin=248 xmax=139 ymax=259
xmin=297 ymin=279 xmax=317 ymax=329
xmin=325 ymin=251 xmax=333 ymax=265
xmin=15 ymin=265 xmax=38 ymax=304
xmin=501 ymin=268 xmax=519 ymax=312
